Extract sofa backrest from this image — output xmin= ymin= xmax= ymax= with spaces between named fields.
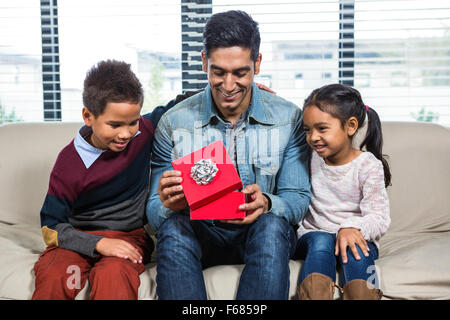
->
xmin=0 ymin=122 xmax=82 ymax=225
xmin=0 ymin=121 xmax=449 ymax=234
xmin=380 ymin=122 xmax=450 ymax=234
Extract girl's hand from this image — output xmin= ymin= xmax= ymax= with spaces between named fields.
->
xmin=335 ymin=228 xmax=370 ymax=263
xmin=95 ymin=238 xmax=142 ymax=264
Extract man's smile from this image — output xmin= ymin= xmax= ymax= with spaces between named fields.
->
xmin=217 ymin=87 xmax=243 ymax=101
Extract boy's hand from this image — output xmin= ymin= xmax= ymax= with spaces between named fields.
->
xmin=335 ymin=227 xmax=370 ymax=264
xmin=157 ymin=170 xmax=188 ymax=212
xmin=221 ymin=184 xmax=269 ymax=225
xmin=95 ymin=238 xmax=142 ymax=264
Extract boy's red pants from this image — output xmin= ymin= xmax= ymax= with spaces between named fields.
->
xmin=32 ymin=228 xmax=153 ymax=300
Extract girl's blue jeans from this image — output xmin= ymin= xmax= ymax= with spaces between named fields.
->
xmin=294 ymin=231 xmax=380 ymax=288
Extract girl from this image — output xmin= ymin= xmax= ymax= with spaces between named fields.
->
xmin=295 ymin=83 xmax=391 ymax=300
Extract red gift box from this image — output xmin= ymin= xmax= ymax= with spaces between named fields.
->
xmin=171 ymin=140 xmax=245 ymax=219
xmin=190 ymin=192 xmax=246 ymax=220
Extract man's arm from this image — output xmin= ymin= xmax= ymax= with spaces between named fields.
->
xmin=145 ymin=90 xmax=202 ymax=130
xmin=145 ymin=91 xmax=203 ymax=230
xmin=146 ymin=114 xmax=181 ymax=229
xmin=262 ymin=108 xmax=311 ymax=225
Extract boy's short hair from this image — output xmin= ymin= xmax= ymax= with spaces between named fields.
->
xmin=82 ymin=60 xmax=144 ymax=117
xmin=203 ymin=10 xmax=261 ymax=62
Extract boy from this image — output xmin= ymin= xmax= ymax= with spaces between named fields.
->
xmin=32 ymin=60 xmax=186 ymax=300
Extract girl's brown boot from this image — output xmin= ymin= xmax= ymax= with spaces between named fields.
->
xmin=342 ymin=279 xmax=383 ymax=300
xmin=297 ymin=272 xmax=335 ymax=300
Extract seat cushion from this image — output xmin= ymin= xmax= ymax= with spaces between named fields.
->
xmin=0 ymin=223 xmax=44 ymax=300
xmin=3 ymin=226 xmax=449 ymax=300
xmin=377 ymin=231 xmax=450 ymax=299
xmin=0 ymin=222 xmax=158 ymax=300
xmin=0 ymin=222 xmax=337 ymax=300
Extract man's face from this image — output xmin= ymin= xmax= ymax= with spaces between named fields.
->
xmin=202 ymin=46 xmax=261 ymax=118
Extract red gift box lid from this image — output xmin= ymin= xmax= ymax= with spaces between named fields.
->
xmin=190 ymin=192 xmax=246 ymax=220
xmin=172 ymin=140 xmax=243 ymax=210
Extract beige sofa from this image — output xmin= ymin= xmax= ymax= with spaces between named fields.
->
xmin=0 ymin=121 xmax=449 ymax=300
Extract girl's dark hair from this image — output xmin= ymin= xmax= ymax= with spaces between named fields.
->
xmin=82 ymin=60 xmax=143 ymax=117
xmin=303 ymin=83 xmax=392 ymax=187
xmin=203 ymin=10 xmax=261 ymax=62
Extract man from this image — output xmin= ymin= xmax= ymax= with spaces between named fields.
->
xmin=146 ymin=10 xmax=310 ymax=300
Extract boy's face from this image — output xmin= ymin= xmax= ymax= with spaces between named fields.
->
xmin=82 ymin=101 xmax=141 ymax=152
xmin=202 ymin=46 xmax=261 ymax=119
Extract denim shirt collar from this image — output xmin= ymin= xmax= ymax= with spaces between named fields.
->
xmin=196 ymin=83 xmax=275 ymax=128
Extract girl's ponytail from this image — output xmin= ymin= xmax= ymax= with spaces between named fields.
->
xmin=359 ymin=107 xmax=392 ymax=187
xmin=303 ymin=83 xmax=392 ymax=187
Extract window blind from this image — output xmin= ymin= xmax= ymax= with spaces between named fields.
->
xmin=41 ymin=0 xmax=61 ymax=121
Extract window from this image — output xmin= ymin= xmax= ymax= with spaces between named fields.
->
xmin=57 ymin=0 xmax=181 ymax=121
xmin=213 ymin=0 xmax=340 ymax=107
xmin=0 ymin=0 xmax=43 ymax=123
xmin=295 ymin=73 xmax=304 ymax=89
xmin=355 ymin=72 xmax=370 ymax=87
xmin=354 ymin=0 xmax=450 ymax=125
xmin=212 ymin=0 xmax=450 ymax=126
xmin=1 ymin=1 xmax=449 ymax=126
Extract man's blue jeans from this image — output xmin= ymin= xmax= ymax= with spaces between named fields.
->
xmin=294 ymin=231 xmax=380 ymax=288
xmin=156 ymin=212 xmax=297 ymax=300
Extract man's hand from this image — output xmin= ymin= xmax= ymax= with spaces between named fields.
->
xmin=255 ymin=82 xmax=276 ymax=94
xmin=157 ymin=170 xmax=188 ymax=212
xmin=335 ymin=227 xmax=370 ymax=264
xmin=221 ymin=184 xmax=270 ymax=225
xmin=95 ymin=238 xmax=142 ymax=264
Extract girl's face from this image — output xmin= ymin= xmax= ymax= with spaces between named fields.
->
xmin=303 ymin=105 xmax=358 ymax=165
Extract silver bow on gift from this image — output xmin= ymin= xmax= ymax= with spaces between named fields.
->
xmin=190 ymin=159 xmax=219 ymax=185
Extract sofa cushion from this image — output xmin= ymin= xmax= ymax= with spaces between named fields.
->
xmin=0 ymin=222 xmax=155 ymax=300
xmin=0 ymin=222 xmax=340 ymax=300
xmin=0 ymin=223 xmax=44 ymax=299
xmin=3 ymin=223 xmax=449 ymax=300
xmin=377 ymin=231 xmax=450 ymax=299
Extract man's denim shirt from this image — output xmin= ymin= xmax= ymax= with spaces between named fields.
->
xmin=146 ymin=83 xmax=311 ymax=229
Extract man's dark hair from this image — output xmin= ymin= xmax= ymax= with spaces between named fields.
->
xmin=203 ymin=10 xmax=261 ymax=62
xmin=82 ymin=59 xmax=144 ymax=117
